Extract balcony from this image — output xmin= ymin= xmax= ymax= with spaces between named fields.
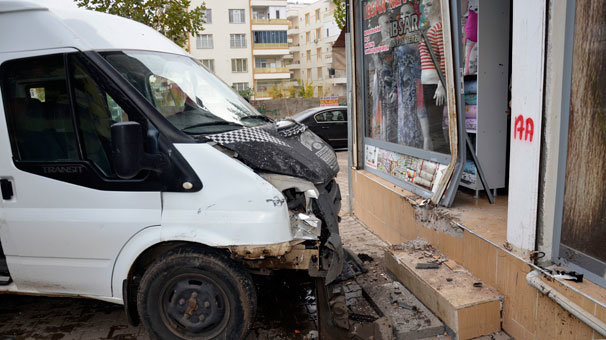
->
xmin=253 ymin=43 xmax=290 ymax=56
xmin=251 ymin=0 xmax=287 ymax=6
xmin=288 ymin=27 xmax=299 ymax=35
xmin=254 ymin=67 xmax=290 ymax=80
xmin=253 ymin=43 xmax=288 ymax=49
xmin=255 ymin=67 xmax=289 ymax=73
xmin=251 ymin=18 xmax=290 ymax=25
xmin=254 ymin=91 xmax=272 ymax=99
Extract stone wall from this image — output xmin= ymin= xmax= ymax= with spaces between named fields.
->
xmin=251 ymin=97 xmax=347 ymax=120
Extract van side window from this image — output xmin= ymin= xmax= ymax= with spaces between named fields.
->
xmin=70 ymin=57 xmax=129 ymax=177
xmin=2 ymin=54 xmax=79 ymax=162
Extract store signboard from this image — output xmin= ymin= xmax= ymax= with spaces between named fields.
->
xmin=320 ymin=96 xmax=339 ymax=106
xmin=358 ymin=0 xmax=459 ymax=202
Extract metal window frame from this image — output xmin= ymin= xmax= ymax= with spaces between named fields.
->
xmin=551 ymin=0 xmax=606 ymax=288
xmin=352 ymin=0 xmax=464 ymax=202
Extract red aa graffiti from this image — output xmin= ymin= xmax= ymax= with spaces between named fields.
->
xmin=514 ymin=115 xmax=534 ymax=142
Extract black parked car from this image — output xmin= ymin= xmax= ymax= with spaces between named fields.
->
xmin=292 ymin=106 xmax=348 ymax=150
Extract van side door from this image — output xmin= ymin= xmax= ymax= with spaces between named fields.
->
xmin=0 ymin=51 xmax=161 ymax=297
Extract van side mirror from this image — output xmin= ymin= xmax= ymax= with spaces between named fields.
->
xmin=111 ymin=122 xmax=167 ymax=179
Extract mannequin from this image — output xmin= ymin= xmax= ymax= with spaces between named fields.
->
xmin=370 ymin=13 xmax=396 ymax=142
xmin=418 ymin=0 xmax=447 ymax=152
xmin=395 ymin=2 xmax=424 ymax=148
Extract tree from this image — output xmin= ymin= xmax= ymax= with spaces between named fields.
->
xmin=268 ymin=85 xmax=285 ymax=99
xmin=287 ymin=85 xmax=297 ymax=98
xmin=296 ymin=80 xmax=315 ymax=98
xmin=75 ymin=0 xmax=206 ymax=50
xmin=332 ymin=0 xmax=346 ymax=30
xmin=237 ymin=88 xmax=253 ymax=100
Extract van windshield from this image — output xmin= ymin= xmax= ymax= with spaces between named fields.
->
xmin=101 ymin=51 xmax=269 ymax=134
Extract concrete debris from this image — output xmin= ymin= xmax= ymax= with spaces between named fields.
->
xmin=416 ymin=263 xmax=441 ymax=270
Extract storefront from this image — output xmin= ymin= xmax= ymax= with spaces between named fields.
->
xmin=351 ymin=0 xmax=509 ymax=206
xmin=346 ymin=0 xmax=606 ymax=338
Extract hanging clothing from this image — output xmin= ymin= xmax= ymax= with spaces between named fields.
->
xmin=395 ymin=44 xmax=424 ymax=149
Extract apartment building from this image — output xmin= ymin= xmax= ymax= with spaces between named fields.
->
xmin=250 ymin=0 xmax=291 ymax=99
xmin=287 ymin=0 xmax=345 ymax=97
xmin=189 ymin=0 xmax=290 ymax=100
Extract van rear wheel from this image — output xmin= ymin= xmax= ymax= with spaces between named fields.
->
xmin=137 ymin=248 xmax=256 ymax=340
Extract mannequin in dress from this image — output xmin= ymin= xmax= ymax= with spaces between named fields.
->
xmin=418 ymin=0 xmax=448 ymax=152
xmin=370 ymin=13 xmax=397 ymax=141
xmin=395 ymin=2 xmax=424 ymax=148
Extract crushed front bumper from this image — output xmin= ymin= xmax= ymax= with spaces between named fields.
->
xmin=228 ymin=178 xmax=344 ymax=284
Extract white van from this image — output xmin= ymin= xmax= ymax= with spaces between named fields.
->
xmin=0 ymin=2 xmax=343 ymax=339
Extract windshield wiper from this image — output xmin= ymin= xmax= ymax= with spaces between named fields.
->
xmin=182 ymin=121 xmax=243 ymax=131
xmin=241 ymin=115 xmax=272 ymax=122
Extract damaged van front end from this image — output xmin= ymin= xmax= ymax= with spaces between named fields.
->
xmin=207 ymin=124 xmax=345 ymax=284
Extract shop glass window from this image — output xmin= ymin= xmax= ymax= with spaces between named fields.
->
xmin=556 ymin=0 xmax=606 ymax=286
xmin=2 ymin=54 xmax=79 ymax=162
xmin=230 ymin=34 xmax=247 ymax=48
xmin=362 ymin=0 xmax=452 ymax=155
xmin=196 ymin=34 xmax=213 ymax=49
xmin=229 ymin=9 xmax=246 ymax=24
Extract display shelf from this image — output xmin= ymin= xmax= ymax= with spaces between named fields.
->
xmin=459 ymin=0 xmax=510 ymax=193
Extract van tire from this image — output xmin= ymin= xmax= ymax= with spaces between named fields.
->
xmin=137 ymin=248 xmax=256 ymax=340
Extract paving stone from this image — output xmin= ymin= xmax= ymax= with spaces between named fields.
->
xmin=362 ymin=281 xmax=445 ymax=340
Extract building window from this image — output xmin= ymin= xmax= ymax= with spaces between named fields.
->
xmin=229 ymin=9 xmax=246 ymax=24
xmin=326 ymin=28 xmax=330 ymax=37
xmin=316 ymin=27 xmax=321 ymax=41
xmin=201 ymin=59 xmax=215 ymax=72
xmin=317 ymin=67 xmax=322 ymax=79
xmin=315 ymin=8 xmax=320 ymax=22
xmin=306 ymin=31 xmax=311 ymax=44
xmin=232 ymin=82 xmax=249 ymax=91
xmin=253 ymin=31 xmax=287 ymax=44
xmin=231 ymin=58 xmax=248 ymax=73
xmin=307 ymin=67 xmax=312 ymax=81
xmin=306 ymin=50 xmax=311 ymax=62
xmin=196 ymin=34 xmax=213 ymax=49
xmin=255 ymin=58 xmax=267 ymax=68
xmin=230 ymin=34 xmax=247 ymax=48
xmin=203 ymin=9 xmax=212 ymax=24
xmin=276 ymin=10 xmax=280 ymax=19
xmin=305 ymin=13 xmax=310 ymax=25
xmin=317 ymin=47 xmax=321 ymax=61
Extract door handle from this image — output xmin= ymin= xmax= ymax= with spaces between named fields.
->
xmin=320 ymin=125 xmax=330 ymax=129
xmin=1 ymin=179 xmax=13 ymax=200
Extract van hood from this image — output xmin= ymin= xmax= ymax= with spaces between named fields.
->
xmin=203 ymin=121 xmax=339 ymax=184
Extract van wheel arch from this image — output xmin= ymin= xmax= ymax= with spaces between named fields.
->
xmin=123 ymin=241 xmax=231 ymax=326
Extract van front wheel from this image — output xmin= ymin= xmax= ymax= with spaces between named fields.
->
xmin=137 ymin=248 xmax=256 ymax=340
